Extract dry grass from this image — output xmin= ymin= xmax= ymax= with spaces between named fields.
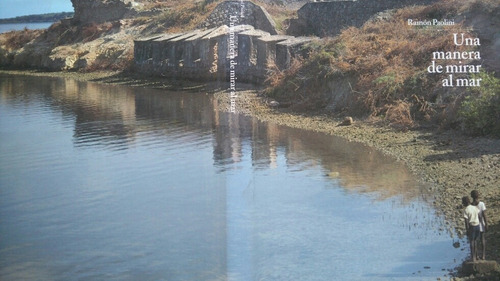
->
xmin=143 ymin=0 xmax=296 ymax=33
xmin=256 ymin=0 xmax=297 ymax=32
xmin=0 ymin=28 xmax=44 ymax=50
xmin=266 ymin=56 xmax=304 ymax=89
xmin=383 ymin=100 xmax=414 ymax=129
xmin=49 ymin=21 xmax=122 ymax=45
xmin=337 ymin=18 xmax=472 ymax=116
xmin=81 ymin=22 xmax=122 ymax=43
xmin=146 ymin=1 xmax=220 ymax=33
xmin=265 ymin=0 xmax=491 ymax=128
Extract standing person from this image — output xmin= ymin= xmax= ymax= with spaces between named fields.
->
xmin=462 ymin=196 xmax=480 ymax=262
xmin=471 ymin=190 xmax=488 ymax=260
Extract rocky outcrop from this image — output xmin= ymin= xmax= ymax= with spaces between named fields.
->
xmin=198 ymin=1 xmax=278 ymax=35
xmin=0 ymin=18 xmax=137 ymax=71
xmin=71 ymin=0 xmax=141 ymax=24
xmin=288 ymin=0 xmax=438 ymax=37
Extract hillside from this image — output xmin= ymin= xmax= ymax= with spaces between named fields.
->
xmin=0 ymin=0 xmax=498 ymax=136
xmin=0 ymin=12 xmax=74 ymax=24
xmin=265 ymin=0 xmax=500 ymax=135
xmin=0 ymin=0 xmax=303 ymax=71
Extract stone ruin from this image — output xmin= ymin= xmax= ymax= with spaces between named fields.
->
xmin=133 ymin=1 xmax=315 ymax=83
xmin=133 ymin=0 xmax=445 ymax=82
xmin=288 ymin=0 xmax=439 ymax=37
xmin=71 ymin=0 xmax=141 ymax=24
xmin=198 ymin=0 xmax=278 ymax=35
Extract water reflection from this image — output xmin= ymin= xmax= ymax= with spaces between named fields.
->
xmin=0 ymin=74 xmax=419 ymax=200
xmin=0 ymin=74 xmax=466 ymax=281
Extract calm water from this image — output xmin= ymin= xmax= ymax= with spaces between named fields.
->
xmin=0 ymin=22 xmax=53 ymax=33
xmin=0 ymin=74 xmax=467 ymax=281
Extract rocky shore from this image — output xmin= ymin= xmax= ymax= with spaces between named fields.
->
xmin=2 ymin=70 xmax=499 ymax=279
xmin=213 ymin=87 xmax=500 ymax=279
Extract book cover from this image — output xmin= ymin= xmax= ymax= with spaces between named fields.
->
xmin=0 ymin=0 xmax=498 ymax=280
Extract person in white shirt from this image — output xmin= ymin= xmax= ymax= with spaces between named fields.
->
xmin=462 ymin=196 xmax=480 ymax=262
xmin=471 ymin=190 xmax=488 ymax=260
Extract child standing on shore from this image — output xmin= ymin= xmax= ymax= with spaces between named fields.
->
xmin=471 ymin=190 xmax=488 ymax=260
xmin=462 ymin=196 xmax=480 ymax=262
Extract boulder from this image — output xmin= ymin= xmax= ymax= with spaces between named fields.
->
xmin=338 ymin=116 xmax=354 ymax=126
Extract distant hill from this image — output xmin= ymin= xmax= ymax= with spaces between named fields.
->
xmin=0 ymin=12 xmax=74 ymax=24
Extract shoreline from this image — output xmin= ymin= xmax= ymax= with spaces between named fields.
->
xmin=221 ymin=90 xmax=500 ymax=279
xmin=217 ymin=89 xmax=500 ymax=227
xmin=216 ymin=86 xmax=500 ymax=273
xmin=2 ymin=69 xmax=499 ymax=277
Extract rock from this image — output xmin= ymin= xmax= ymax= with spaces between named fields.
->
xmin=42 ymin=46 xmax=79 ymax=70
xmin=327 ymin=171 xmax=340 ymax=178
xmin=338 ymin=116 xmax=353 ymax=126
xmin=197 ymin=1 xmax=278 ymax=35
xmin=71 ymin=0 xmax=140 ymax=24
xmin=268 ymin=100 xmax=280 ymax=107
xmin=461 ymin=260 xmax=500 ymax=275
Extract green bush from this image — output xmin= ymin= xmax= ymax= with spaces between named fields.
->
xmin=459 ymin=71 xmax=500 ymax=136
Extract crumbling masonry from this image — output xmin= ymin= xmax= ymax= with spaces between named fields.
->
xmin=134 ymin=0 xmax=440 ymax=83
xmin=134 ymin=1 xmax=314 ymax=83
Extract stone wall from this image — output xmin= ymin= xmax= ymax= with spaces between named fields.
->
xmin=198 ymin=1 xmax=278 ymax=35
xmin=289 ymin=0 xmax=439 ymax=37
xmin=133 ymin=1 xmax=314 ymax=83
xmin=134 ymin=25 xmax=313 ymax=82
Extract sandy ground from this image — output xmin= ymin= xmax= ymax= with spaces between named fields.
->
xmin=2 ymin=70 xmax=499 ymax=279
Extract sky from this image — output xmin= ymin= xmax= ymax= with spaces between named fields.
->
xmin=0 ymin=0 xmax=74 ymax=19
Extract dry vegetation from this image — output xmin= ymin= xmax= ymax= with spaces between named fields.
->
xmin=138 ymin=0 xmax=297 ymax=34
xmin=0 ymin=0 xmax=299 ymax=72
xmin=0 ymin=28 xmax=45 ymax=50
xmin=1 ymin=0 xmax=497 ymax=130
xmin=257 ymin=1 xmax=297 ymax=32
xmin=265 ymin=0 xmax=500 ymax=134
xmin=51 ymin=21 xmax=123 ymax=45
xmin=138 ymin=0 xmax=220 ymax=33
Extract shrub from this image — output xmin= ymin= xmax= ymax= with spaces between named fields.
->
xmin=458 ymin=72 xmax=500 ymax=136
xmin=264 ymin=0 xmax=479 ymax=129
xmin=147 ymin=1 xmax=218 ymax=33
xmin=384 ymin=100 xmax=414 ymax=129
xmin=81 ymin=22 xmax=121 ymax=43
xmin=2 ymin=28 xmax=43 ymax=50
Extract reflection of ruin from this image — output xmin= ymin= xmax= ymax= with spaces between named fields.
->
xmin=59 ymin=79 xmax=419 ymax=201
xmin=218 ymin=120 xmax=420 ymax=200
xmin=63 ymin=80 xmax=138 ymax=142
xmin=0 ymin=74 xmax=462 ymax=279
xmin=134 ymin=1 xmax=314 ymax=82
xmin=0 ymin=76 xmax=138 ymax=147
xmin=0 ymin=75 xmax=427 ymax=278
xmin=0 ymin=75 xmax=422 ymax=201
xmin=205 ymin=109 xmax=420 ymax=201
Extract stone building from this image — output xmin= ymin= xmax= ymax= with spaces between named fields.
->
xmin=134 ymin=1 xmax=314 ymax=83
